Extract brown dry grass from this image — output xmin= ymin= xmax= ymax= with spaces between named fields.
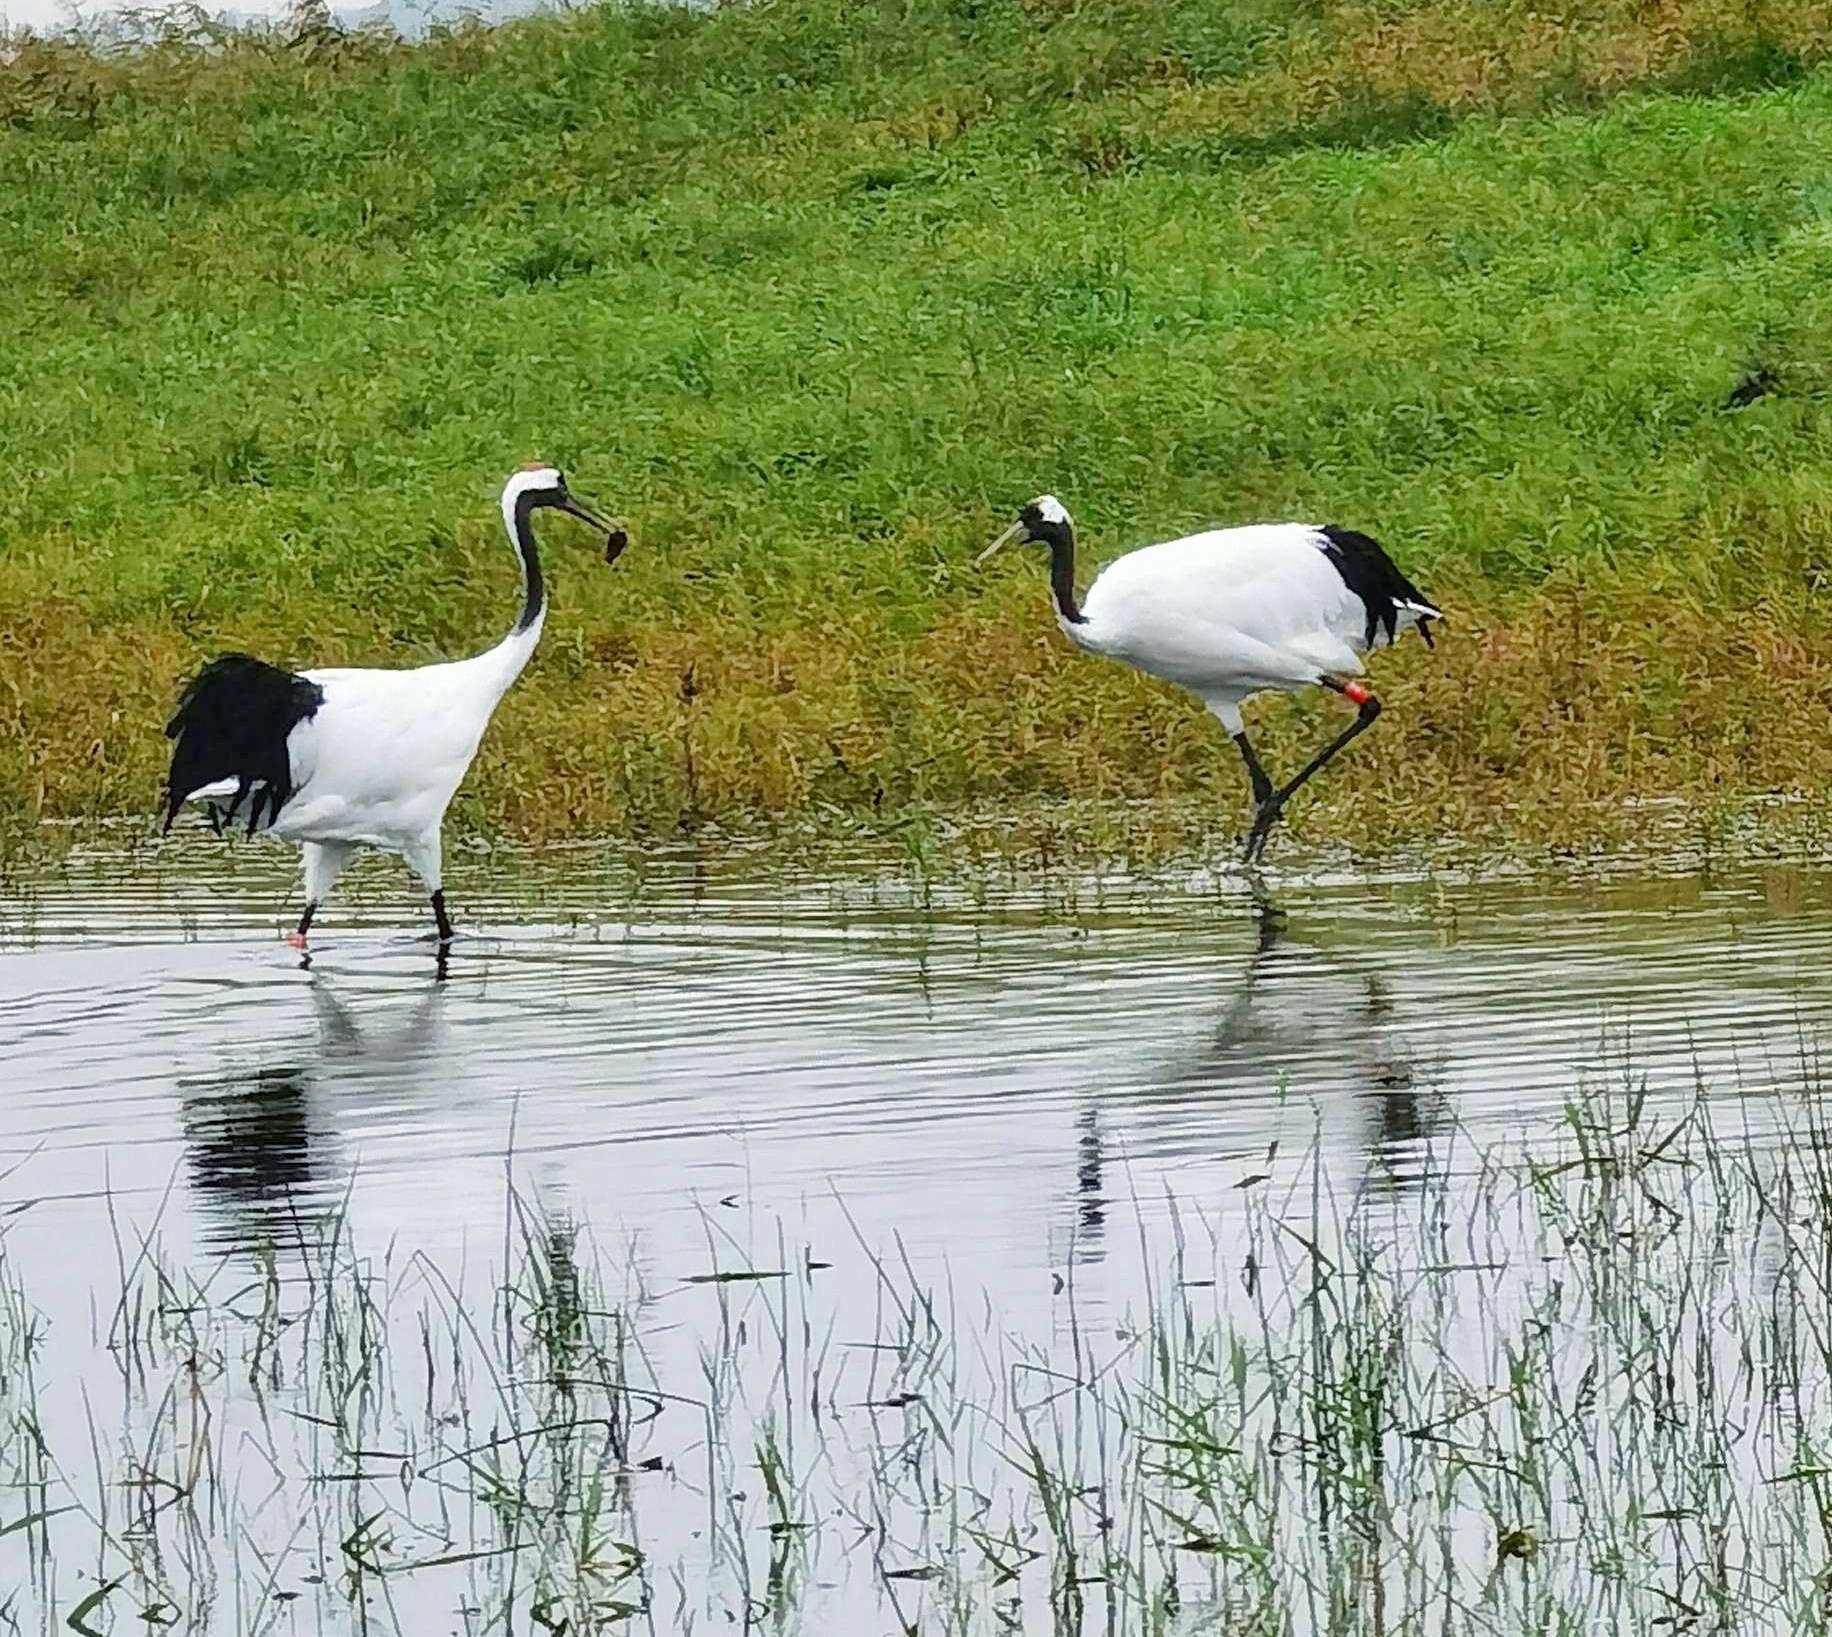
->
xmin=12 ymin=568 xmax=1832 ymax=860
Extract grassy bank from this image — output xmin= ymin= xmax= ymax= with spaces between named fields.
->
xmin=5 ymin=0 xmax=1832 ymax=853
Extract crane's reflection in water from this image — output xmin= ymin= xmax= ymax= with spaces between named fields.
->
xmin=181 ymin=977 xmax=451 ymax=1251
xmin=183 ymin=1065 xmax=317 ymax=1242
xmin=1066 ymin=893 xmax=1440 ymax=1264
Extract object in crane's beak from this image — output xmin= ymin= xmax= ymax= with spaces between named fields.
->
xmin=554 ymin=493 xmax=624 ymax=565
xmin=977 ymin=520 xmax=1025 ymax=566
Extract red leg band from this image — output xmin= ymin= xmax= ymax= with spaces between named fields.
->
xmin=1341 ymin=680 xmax=1373 ymax=706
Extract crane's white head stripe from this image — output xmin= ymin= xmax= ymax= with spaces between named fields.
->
xmin=503 ymin=466 xmax=565 ymax=507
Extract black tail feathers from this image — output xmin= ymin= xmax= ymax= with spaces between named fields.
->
xmin=1317 ymin=526 xmax=1440 ymax=650
xmin=163 ymin=654 xmax=324 ymax=835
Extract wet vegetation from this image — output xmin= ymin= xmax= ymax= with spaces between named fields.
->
xmin=5 ymin=0 xmax=1832 ymax=856
xmin=7 ymin=1079 xmax=1832 ymax=1631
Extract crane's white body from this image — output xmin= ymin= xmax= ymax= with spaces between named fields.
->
xmin=1061 ymin=521 xmax=1431 ymax=733
xmin=180 ymin=471 xmax=557 ymax=915
xmin=186 ymin=628 xmax=539 ymax=903
xmin=982 ymin=494 xmax=1437 ymax=861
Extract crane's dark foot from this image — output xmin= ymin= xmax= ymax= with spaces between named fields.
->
xmin=1248 ymin=875 xmax=1286 ymax=919
xmin=1251 ymin=892 xmax=1287 ymax=954
xmin=1243 ymin=797 xmax=1285 ymax=864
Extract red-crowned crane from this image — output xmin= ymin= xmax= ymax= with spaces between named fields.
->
xmin=163 ymin=465 xmax=626 ymax=948
xmin=980 ymin=496 xmax=1439 ymax=861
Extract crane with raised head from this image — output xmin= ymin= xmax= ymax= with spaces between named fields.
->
xmin=163 ymin=464 xmax=626 ymax=948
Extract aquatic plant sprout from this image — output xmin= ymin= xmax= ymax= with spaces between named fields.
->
xmin=4 ymin=1081 xmax=1832 ymax=1632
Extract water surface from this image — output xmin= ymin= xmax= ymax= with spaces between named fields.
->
xmin=1 ymin=838 xmax=1829 ymax=1630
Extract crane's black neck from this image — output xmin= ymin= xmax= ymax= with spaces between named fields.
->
xmin=510 ymin=491 xmax=547 ymax=634
xmin=1045 ymin=524 xmax=1085 ymax=625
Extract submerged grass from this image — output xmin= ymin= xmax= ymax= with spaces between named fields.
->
xmin=5 ymin=0 xmax=1832 ymax=852
xmin=7 ymin=1076 xmax=1832 ymax=1630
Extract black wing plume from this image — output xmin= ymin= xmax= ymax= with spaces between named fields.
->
xmin=163 ymin=654 xmax=324 ymax=835
xmin=1317 ymin=526 xmax=1440 ymax=649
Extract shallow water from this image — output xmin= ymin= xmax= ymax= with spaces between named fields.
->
xmin=4 ymin=0 xmax=551 ymax=39
xmin=2 ymin=837 xmax=1831 ymax=1631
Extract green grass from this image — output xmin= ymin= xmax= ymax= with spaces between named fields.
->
xmin=5 ymin=0 xmax=1832 ymax=851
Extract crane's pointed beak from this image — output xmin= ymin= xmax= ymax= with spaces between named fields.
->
xmin=558 ymin=497 xmax=628 ymax=565
xmin=977 ymin=521 xmax=1025 ymax=566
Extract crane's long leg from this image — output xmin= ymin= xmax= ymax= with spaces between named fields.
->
xmin=1241 ymin=681 xmax=1384 ymax=863
xmin=1233 ymin=732 xmax=1280 ymax=862
xmin=289 ymin=841 xmax=353 ymax=949
xmin=1233 ymin=732 xmax=1275 ymax=809
xmin=403 ymin=832 xmax=454 ymax=947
